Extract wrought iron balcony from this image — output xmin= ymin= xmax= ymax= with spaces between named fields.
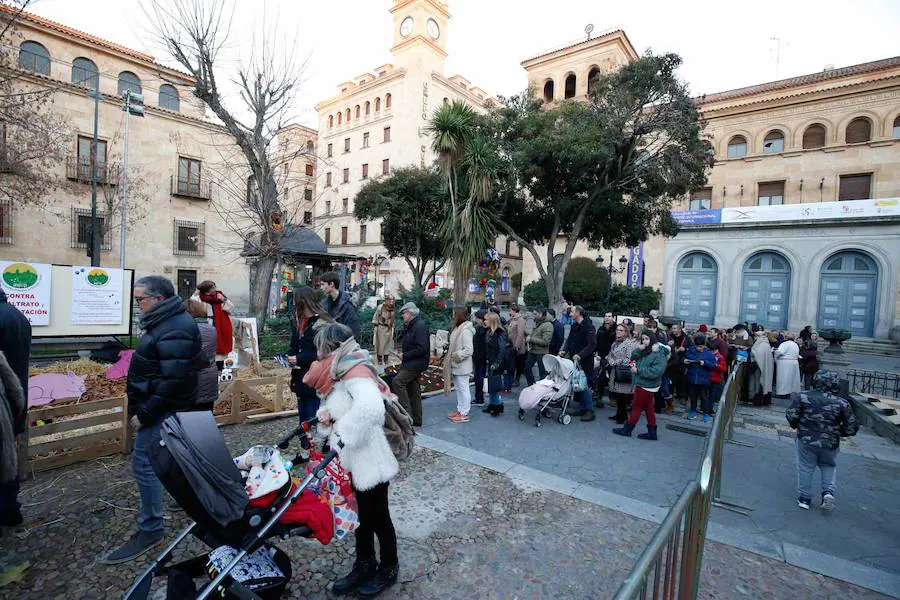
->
xmin=170 ymin=174 xmax=212 ymax=200
xmin=66 ymin=157 xmax=120 ymax=185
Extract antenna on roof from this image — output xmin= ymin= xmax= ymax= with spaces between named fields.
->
xmin=585 ymin=24 xmax=594 ymax=41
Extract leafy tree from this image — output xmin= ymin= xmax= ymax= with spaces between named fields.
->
xmin=522 ymin=257 xmax=610 ymax=308
xmin=605 ymin=285 xmax=662 ymax=316
xmin=490 ymin=53 xmax=713 ymax=313
xmin=354 ymin=167 xmax=446 ymax=291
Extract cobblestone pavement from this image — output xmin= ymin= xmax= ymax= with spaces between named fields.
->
xmin=1 ymin=418 xmax=892 ymax=599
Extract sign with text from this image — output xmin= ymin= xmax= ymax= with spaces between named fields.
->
xmin=0 ymin=261 xmax=52 ymax=325
xmin=627 ymin=241 xmax=644 ymax=288
xmin=71 ymin=266 xmax=124 ymax=325
xmin=673 ymin=198 xmax=899 ymax=226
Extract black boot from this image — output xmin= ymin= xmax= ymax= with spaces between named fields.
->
xmin=490 ymin=405 xmax=502 ymax=417
xmin=612 ymin=423 xmax=634 ymax=437
xmin=332 ymin=559 xmax=377 ymax=595
xmin=358 ymin=564 xmax=399 ymax=597
xmin=615 ymin=403 xmax=629 ymax=424
xmin=482 ymin=404 xmax=494 ymax=414
xmin=637 ymin=425 xmax=658 ymax=441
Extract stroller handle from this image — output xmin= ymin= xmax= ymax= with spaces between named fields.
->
xmin=276 ymin=417 xmax=318 ymax=450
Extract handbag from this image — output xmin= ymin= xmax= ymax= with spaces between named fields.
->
xmin=614 ymin=364 xmax=633 ymax=384
xmin=487 ymin=373 xmax=504 ymax=393
xmin=572 ymin=365 xmax=588 ymax=393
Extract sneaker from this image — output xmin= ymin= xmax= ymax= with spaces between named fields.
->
xmin=797 ymin=497 xmax=811 ymax=510
xmin=687 ymin=411 xmax=698 ymax=420
xmin=821 ymin=493 xmax=835 ymax=512
xmin=580 ymin=411 xmax=596 ymax=422
xmin=359 ymin=564 xmax=399 ymax=597
xmin=702 ymin=414 xmax=710 ymax=423
xmin=98 ymin=530 xmax=165 ymax=564
xmin=447 ymin=410 xmax=460 ymax=419
xmin=449 ymin=413 xmax=469 ymax=423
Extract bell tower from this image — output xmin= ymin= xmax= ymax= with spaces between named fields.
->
xmin=390 ymin=0 xmax=449 ymax=72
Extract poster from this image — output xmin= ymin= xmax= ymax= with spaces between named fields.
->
xmin=673 ymin=198 xmax=899 ymax=226
xmin=627 ymin=241 xmax=645 ymax=288
xmin=0 ymin=261 xmax=52 ymax=325
xmin=71 ymin=266 xmax=124 ymax=325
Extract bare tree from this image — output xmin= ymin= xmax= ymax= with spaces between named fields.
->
xmin=143 ymin=0 xmax=307 ymax=326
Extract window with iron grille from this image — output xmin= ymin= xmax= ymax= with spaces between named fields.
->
xmin=176 ymin=269 xmax=197 ymax=301
xmin=0 ymin=200 xmax=11 ymax=244
xmin=303 ymin=211 xmax=312 ymax=225
xmin=173 ymin=219 xmax=205 ymax=256
xmin=304 ymin=188 xmax=313 ymax=201
xmin=71 ymin=206 xmax=111 ymax=249
xmin=177 ymin=157 xmax=202 ymax=196
xmin=77 ymin=136 xmax=107 ymax=181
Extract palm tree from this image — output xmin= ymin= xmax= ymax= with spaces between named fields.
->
xmin=428 ymin=102 xmax=498 ymax=304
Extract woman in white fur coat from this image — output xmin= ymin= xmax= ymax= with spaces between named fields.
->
xmin=303 ymin=323 xmax=399 ymax=597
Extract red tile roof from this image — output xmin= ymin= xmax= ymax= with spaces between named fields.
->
xmin=698 ymin=55 xmax=900 ymax=104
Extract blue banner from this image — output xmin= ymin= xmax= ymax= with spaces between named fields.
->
xmin=627 ymin=241 xmax=644 ymax=289
xmin=673 ymin=208 xmax=722 ymax=225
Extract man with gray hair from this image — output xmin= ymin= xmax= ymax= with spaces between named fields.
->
xmin=99 ymin=275 xmax=202 ymax=564
xmin=392 ymin=302 xmax=429 ymax=426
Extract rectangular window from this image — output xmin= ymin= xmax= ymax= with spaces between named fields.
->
xmin=327 ymin=143 xmax=333 ymax=158
xmin=363 ymin=132 xmax=370 ymax=148
xmin=71 ymin=206 xmax=110 ymax=250
xmin=341 ymin=226 xmax=348 ymax=245
xmin=176 ymin=270 xmax=197 ymax=302
xmin=76 ymin=136 xmax=108 ymax=181
xmin=362 ymin=163 xmax=369 ymax=179
xmin=305 ymin=164 xmax=314 ymax=176
xmin=360 ymin=224 xmax=367 ymax=244
xmin=343 ymin=168 xmax=349 ymax=183
xmin=383 ymin=127 xmax=391 ymax=143
xmin=304 ymin=188 xmax=313 ymax=201
xmin=303 ymin=211 xmax=312 ymax=225
xmin=324 ymin=227 xmax=331 ymax=245
xmin=178 ymin=156 xmax=202 ymax=196
xmin=173 ymin=219 xmax=205 ymax=256
xmin=838 ymin=173 xmax=872 ymax=201
xmin=382 ymin=159 xmax=390 ymax=175
xmin=757 ymin=181 xmax=785 ymax=206
xmin=0 ymin=200 xmax=11 ymax=244
xmin=325 ymin=200 xmax=331 ymax=215
xmin=344 ymin=138 xmax=351 ymax=153
xmin=326 ymin=172 xmax=332 ymax=187
xmin=342 ymin=197 xmax=349 ymax=213
xmin=689 ymin=187 xmax=712 ymax=211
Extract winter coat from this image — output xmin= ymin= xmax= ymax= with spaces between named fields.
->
xmin=750 ymin=335 xmax=774 ymax=395
xmin=507 ymin=314 xmax=527 ymax=355
xmin=316 ymin=377 xmax=399 ymax=491
xmin=0 ymin=351 xmax=25 ymax=482
xmin=683 ymin=346 xmax=717 ymax=386
xmin=529 ymin=317 xmax=554 ymax=355
xmin=400 ymin=315 xmax=430 ymax=371
xmin=447 ymin=321 xmax=475 ymax=378
xmin=549 ymin=319 xmax=565 ymax=356
xmin=128 ymin=296 xmax=202 ymax=427
xmin=596 ymin=323 xmax=617 ymax=360
xmin=666 ymin=332 xmax=692 ymax=378
xmin=630 ymin=343 xmax=669 ymax=390
xmin=194 ymin=317 xmax=219 ymax=410
xmin=786 ymin=372 xmax=859 ymax=450
xmin=289 ymin=315 xmax=323 ymax=400
xmin=0 ymin=290 xmax=31 ymax=434
xmin=322 ymin=291 xmax=361 ymax=337
xmin=606 ymin=338 xmax=639 ymax=394
xmin=372 ymin=304 xmax=395 ymax=357
xmin=473 ymin=323 xmax=487 ymax=367
xmin=484 ymin=328 xmax=508 ymax=374
xmin=800 ymin=344 xmax=819 ymax=375
xmin=565 ymin=318 xmax=597 ymax=378
xmin=709 ymin=351 xmax=727 ymax=385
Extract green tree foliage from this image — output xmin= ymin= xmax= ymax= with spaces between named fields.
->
xmin=489 ymin=53 xmax=713 ymax=311
xmin=353 ymin=167 xmax=446 ymax=290
xmin=522 ymin=257 xmax=610 ymax=308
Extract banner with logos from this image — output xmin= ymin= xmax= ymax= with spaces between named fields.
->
xmin=71 ymin=266 xmax=125 ymax=325
xmin=673 ymin=198 xmax=899 ymax=226
xmin=0 ymin=261 xmax=52 ymax=325
xmin=627 ymin=241 xmax=644 ymax=288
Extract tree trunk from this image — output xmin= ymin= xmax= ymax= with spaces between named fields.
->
xmin=452 ymin=262 xmax=467 ymax=306
xmin=248 ymin=256 xmax=277 ymax=332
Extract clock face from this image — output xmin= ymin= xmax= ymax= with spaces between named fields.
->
xmin=427 ymin=18 xmax=440 ymax=40
xmin=400 ymin=16 xmax=414 ymax=37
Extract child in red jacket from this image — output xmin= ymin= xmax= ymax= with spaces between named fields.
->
xmin=709 ymin=347 xmax=728 ymax=411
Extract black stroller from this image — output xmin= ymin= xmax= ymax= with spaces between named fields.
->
xmin=123 ymin=411 xmax=341 ymax=600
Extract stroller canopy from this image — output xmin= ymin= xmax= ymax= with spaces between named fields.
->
xmin=542 ymin=354 xmax=575 ymax=380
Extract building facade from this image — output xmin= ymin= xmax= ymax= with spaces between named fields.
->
xmin=0 ymin=6 xmax=253 ymax=307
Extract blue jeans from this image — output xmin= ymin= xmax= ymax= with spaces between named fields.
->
xmin=524 ymin=353 xmax=548 ymax=386
xmin=489 ymin=391 xmax=502 ymax=406
xmin=576 ymin=388 xmax=593 ymax=413
xmin=796 ymin=440 xmax=838 ymax=500
xmin=297 ymin=394 xmax=320 ymax=423
xmin=133 ymin=423 xmax=164 ymax=534
xmin=710 ymin=382 xmax=723 ymax=408
xmin=661 ymin=376 xmax=672 ymax=399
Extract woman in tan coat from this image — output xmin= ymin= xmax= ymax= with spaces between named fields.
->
xmin=372 ymin=298 xmax=395 ymax=366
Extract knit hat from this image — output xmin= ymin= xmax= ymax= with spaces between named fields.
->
xmin=698 ymin=324 xmax=708 ymax=333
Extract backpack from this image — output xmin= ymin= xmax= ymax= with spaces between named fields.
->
xmin=382 ymin=392 xmax=415 ymax=461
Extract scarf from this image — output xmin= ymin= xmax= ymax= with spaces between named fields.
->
xmin=200 ymin=292 xmax=234 ymax=355
xmin=303 ymin=338 xmax=393 ymax=399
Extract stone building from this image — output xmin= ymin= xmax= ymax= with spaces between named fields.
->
xmin=314 ymin=0 xmax=524 ymax=298
xmin=0 ymin=6 xmax=252 ymax=307
xmin=274 ymin=124 xmax=318 ymax=230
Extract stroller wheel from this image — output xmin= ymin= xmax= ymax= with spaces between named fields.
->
xmin=559 ymin=414 xmax=572 ymax=425
xmin=518 ymin=409 xmax=525 ymax=421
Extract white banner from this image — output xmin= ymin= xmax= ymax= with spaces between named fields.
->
xmin=0 ymin=261 xmax=52 ymax=325
xmin=720 ymin=198 xmax=899 ymax=224
xmin=71 ymin=266 xmax=125 ymax=325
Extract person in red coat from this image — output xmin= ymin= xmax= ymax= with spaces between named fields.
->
xmin=709 ymin=345 xmax=728 ymax=409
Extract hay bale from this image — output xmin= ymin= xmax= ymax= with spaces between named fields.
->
xmin=30 ymin=359 xmax=107 ymax=378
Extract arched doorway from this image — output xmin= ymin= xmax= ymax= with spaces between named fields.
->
xmin=818 ymin=251 xmax=878 ymax=337
xmin=740 ymin=252 xmax=791 ymax=330
xmin=675 ymin=252 xmax=717 ymax=324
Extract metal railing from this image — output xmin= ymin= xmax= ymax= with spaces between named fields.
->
xmin=65 ymin=156 xmax=120 ymax=185
xmin=614 ymin=363 xmax=748 ymax=599
xmin=847 ymin=369 xmax=900 ymax=399
xmin=170 ymin=174 xmax=212 ymax=200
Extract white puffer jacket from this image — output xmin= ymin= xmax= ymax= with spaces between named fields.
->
xmin=316 ymin=377 xmax=399 ymax=492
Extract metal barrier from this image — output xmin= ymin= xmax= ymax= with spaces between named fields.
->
xmin=613 ymin=363 xmax=747 ymax=599
xmin=847 ymin=369 xmax=900 ymax=399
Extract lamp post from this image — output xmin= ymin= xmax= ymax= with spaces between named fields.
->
xmin=119 ymin=90 xmax=144 ymax=269
xmin=373 ymin=255 xmax=387 ymax=295
xmin=596 ymin=252 xmax=628 ymax=307
xmin=87 ymin=89 xmax=101 ymax=267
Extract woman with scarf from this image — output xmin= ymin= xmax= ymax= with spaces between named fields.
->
xmin=444 ymin=308 xmax=475 ymax=423
xmin=372 ymin=298 xmax=395 ymax=367
xmin=191 ymin=280 xmax=234 ymax=370
xmin=606 ymin=323 xmax=639 ymax=424
xmin=304 ymin=323 xmax=400 ymax=597
xmin=288 ymin=287 xmax=335 ymax=424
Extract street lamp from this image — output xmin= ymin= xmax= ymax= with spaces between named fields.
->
xmin=372 ymin=255 xmax=387 ymax=295
xmin=596 ymin=252 xmax=628 ymax=306
xmin=119 ymin=90 xmax=144 ymax=269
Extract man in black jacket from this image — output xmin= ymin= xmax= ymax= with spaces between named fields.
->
xmin=472 ymin=310 xmax=488 ymax=405
xmin=594 ymin=311 xmax=617 ymax=407
xmin=548 ymin=308 xmax=565 ymax=356
xmin=0 ymin=289 xmax=31 ymax=527
xmin=392 ymin=302 xmax=429 ymax=426
xmin=100 ymin=275 xmax=201 ymax=564
xmin=319 ymin=271 xmax=361 ymax=336
xmin=563 ymin=306 xmax=597 ymax=421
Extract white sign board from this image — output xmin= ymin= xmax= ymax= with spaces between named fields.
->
xmin=71 ymin=266 xmax=125 ymax=325
xmin=0 ymin=261 xmax=52 ymax=325
xmin=720 ymin=198 xmax=899 ymax=224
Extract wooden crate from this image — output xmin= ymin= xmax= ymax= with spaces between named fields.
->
xmin=26 ymin=396 xmax=130 ymax=474
xmin=214 ymin=375 xmax=287 ymax=426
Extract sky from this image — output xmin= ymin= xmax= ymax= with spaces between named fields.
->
xmin=28 ymin=0 xmax=900 ymax=127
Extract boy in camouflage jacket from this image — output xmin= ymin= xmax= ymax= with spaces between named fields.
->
xmin=785 ymin=370 xmax=859 ymax=512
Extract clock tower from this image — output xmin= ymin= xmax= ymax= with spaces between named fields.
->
xmin=390 ymin=0 xmax=449 ymax=72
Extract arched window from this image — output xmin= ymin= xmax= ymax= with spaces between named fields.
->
xmin=71 ymin=57 xmax=98 ymax=90
xmin=762 ymin=130 xmax=784 ymax=153
xmin=365 ymin=101 xmax=371 ymax=116
xmin=306 ymin=140 xmax=314 ymax=152
xmin=802 ymin=124 xmax=826 ymax=149
xmin=587 ymin=67 xmax=601 ymax=93
xmin=543 ymin=80 xmax=554 ymax=102
xmin=892 ymin=115 xmax=900 ymax=139
xmin=500 ymin=267 xmax=511 ymax=293
xmin=345 ymin=108 xmax=351 ymax=122
xmin=355 ymin=105 xmax=360 ymax=119
xmin=117 ymin=71 xmax=141 ymax=97
xmin=375 ymin=97 xmax=381 ymax=112
xmin=385 ymin=93 xmax=392 ymax=109
xmin=846 ymin=117 xmax=872 ymax=143
xmin=19 ymin=41 xmax=50 ymax=75
xmin=159 ymin=84 xmax=180 ymax=111
xmin=564 ymin=73 xmax=576 ymax=99
xmin=337 ymin=112 xmax=342 ymax=125
xmin=726 ymin=135 xmax=748 ymax=159
xmin=328 ymin=115 xmax=334 ymax=128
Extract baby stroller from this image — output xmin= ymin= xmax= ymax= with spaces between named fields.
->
xmin=517 ymin=354 xmax=580 ymax=428
xmin=123 ymin=411 xmax=342 ymax=600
